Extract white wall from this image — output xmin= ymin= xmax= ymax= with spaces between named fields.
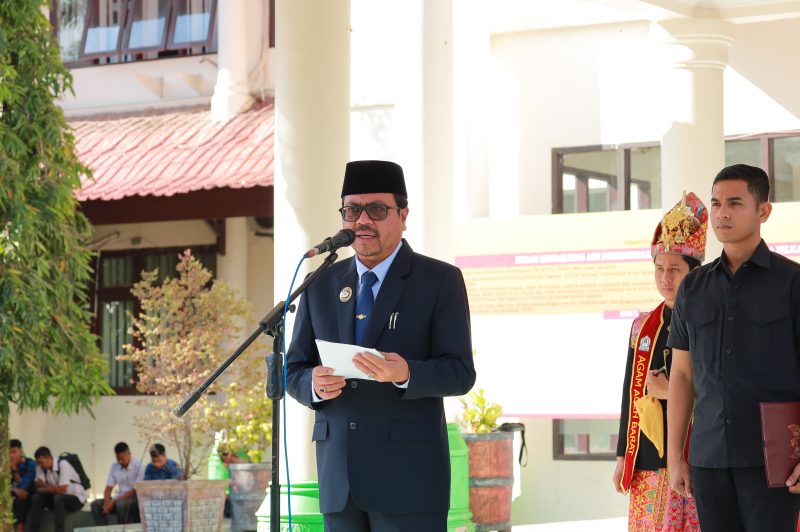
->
xmin=92 ymin=220 xmax=215 ymax=251
xmin=725 ymin=18 xmax=800 ymax=134
xmin=511 ymin=419 xmax=627 ymax=525
xmin=62 ymin=55 xmax=219 ymax=114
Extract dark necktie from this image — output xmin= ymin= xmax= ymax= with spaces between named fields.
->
xmin=355 ymin=271 xmax=378 ymax=345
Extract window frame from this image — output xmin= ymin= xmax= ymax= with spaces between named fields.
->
xmin=50 ymin=0 xmax=221 ymax=67
xmin=90 ymin=244 xmax=217 ymax=394
xmin=552 ymin=419 xmax=618 ymax=461
xmin=79 ymin=0 xmax=128 ymax=60
xmin=121 ymin=0 xmax=172 ymax=55
xmin=553 ymin=143 xmax=645 ymax=214
xmin=726 ymin=130 xmax=800 ymax=203
xmin=553 ymin=131 xmax=800 ymax=213
xmin=165 ymin=0 xmax=217 ymax=50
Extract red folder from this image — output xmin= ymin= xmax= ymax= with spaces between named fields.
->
xmin=760 ymin=402 xmax=800 ymax=488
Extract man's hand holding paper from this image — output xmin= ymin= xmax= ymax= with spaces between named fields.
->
xmin=353 ymin=351 xmax=409 ymax=384
xmin=315 ymin=340 xmax=385 ymax=380
xmin=311 ymin=365 xmax=346 ymax=400
xmin=312 ymin=340 xmax=409 ymax=400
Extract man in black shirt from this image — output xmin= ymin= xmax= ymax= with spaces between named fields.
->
xmin=667 ymin=164 xmax=800 ymax=531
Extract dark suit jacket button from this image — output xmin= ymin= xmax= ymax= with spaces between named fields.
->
xmin=349 ymin=422 xmax=357 ymax=430
xmin=350 ymin=381 xmax=358 ymax=389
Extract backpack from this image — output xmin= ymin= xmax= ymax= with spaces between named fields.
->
xmin=58 ymin=452 xmax=91 ymax=490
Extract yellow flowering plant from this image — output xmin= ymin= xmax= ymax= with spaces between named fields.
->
xmin=209 ymin=377 xmax=272 ymax=464
xmin=459 ymin=388 xmax=503 ymax=434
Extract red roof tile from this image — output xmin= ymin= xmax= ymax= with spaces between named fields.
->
xmin=72 ymin=100 xmax=274 ymax=201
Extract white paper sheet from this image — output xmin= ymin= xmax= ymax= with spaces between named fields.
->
xmin=315 ymin=339 xmax=384 ymax=380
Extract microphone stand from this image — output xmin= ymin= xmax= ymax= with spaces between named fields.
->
xmin=174 ymin=250 xmax=341 ymax=532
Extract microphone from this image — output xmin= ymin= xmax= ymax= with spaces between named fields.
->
xmin=304 ymin=229 xmax=356 ymax=258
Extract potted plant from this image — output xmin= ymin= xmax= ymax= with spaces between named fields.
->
xmin=459 ymin=388 xmax=514 ymax=532
xmin=119 ymin=249 xmax=269 ymax=532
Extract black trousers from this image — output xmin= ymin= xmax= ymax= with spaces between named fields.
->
xmin=691 ymin=466 xmax=800 ymax=532
xmin=27 ymin=492 xmax=83 ymax=532
xmin=11 ymin=490 xmax=31 ymax=525
xmin=90 ymin=495 xmax=140 ymax=525
xmin=323 ymin=492 xmax=448 ymax=532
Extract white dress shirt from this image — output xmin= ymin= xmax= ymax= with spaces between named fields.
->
xmin=106 ymin=457 xmax=145 ymax=496
xmin=36 ymin=459 xmax=87 ymax=504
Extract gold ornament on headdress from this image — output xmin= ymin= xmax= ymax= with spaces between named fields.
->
xmin=660 ymin=191 xmax=698 ymax=249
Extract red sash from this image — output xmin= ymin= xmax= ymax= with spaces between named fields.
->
xmin=620 ymin=301 xmax=665 ymax=493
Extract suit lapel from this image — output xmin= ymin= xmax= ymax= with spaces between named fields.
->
xmin=361 ymin=241 xmax=412 ymax=348
xmin=336 ymin=258 xmax=358 ymax=344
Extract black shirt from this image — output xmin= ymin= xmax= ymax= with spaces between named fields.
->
xmin=668 ymin=240 xmax=800 ymax=468
xmin=616 ymin=305 xmax=672 ymax=470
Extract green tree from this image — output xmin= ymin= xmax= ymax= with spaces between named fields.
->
xmin=0 ymin=0 xmax=113 ymax=528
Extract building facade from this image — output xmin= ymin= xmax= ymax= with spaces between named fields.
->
xmin=11 ymin=0 xmax=800 ymax=525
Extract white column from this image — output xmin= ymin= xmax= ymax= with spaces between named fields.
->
xmin=211 ymin=0 xmax=254 ymax=121
xmin=654 ymin=18 xmax=733 ymax=260
xmin=217 ymin=217 xmax=248 ymax=297
xmin=421 ymin=0 xmax=455 ymax=262
xmin=216 ymin=217 xmax=250 ymax=404
xmin=453 ymin=0 xmax=490 ymax=220
xmin=273 ymin=0 xmax=350 ymax=485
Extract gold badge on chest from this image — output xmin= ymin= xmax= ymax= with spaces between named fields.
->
xmin=339 ymin=287 xmax=353 ymax=303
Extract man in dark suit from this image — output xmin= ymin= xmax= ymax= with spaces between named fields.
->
xmin=286 ymin=160 xmax=476 ymax=531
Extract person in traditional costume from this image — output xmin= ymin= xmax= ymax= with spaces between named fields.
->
xmin=612 ymin=192 xmax=707 ymax=531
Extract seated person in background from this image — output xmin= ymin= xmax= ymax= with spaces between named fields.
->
xmin=28 ymin=446 xmax=86 ymax=532
xmin=91 ymin=441 xmax=144 ymax=525
xmin=144 ymin=444 xmax=182 ymax=480
xmin=10 ymin=439 xmax=37 ymax=532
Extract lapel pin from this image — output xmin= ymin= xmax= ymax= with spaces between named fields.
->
xmin=339 ymin=287 xmax=353 ymax=302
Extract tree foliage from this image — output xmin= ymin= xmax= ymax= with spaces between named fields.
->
xmin=120 ymin=250 xmax=271 ymax=479
xmin=0 ymin=0 xmax=114 ymax=527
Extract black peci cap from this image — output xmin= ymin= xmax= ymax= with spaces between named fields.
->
xmin=341 ymin=160 xmax=407 ymax=198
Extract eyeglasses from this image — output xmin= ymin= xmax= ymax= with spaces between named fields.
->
xmin=338 ymin=203 xmax=400 ymax=222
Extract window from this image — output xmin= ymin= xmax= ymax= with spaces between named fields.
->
xmin=123 ymin=0 xmax=170 ymax=52
xmin=725 ymin=139 xmax=761 ymax=169
xmin=55 ymin=0 xmax=91 ymax=62
xmin=82 ymin=0 xmax=125 ymax=58
xmin=553 ymin=419 xmax=618 ymax=461
xmin=553 ymin=144 xmax=660 ymax=213
xmin=169 ymin=0 xmax=215 ymax=48
xmin=91 ymin=246 xmax=217 ymax=393
xmin=630 ymin=146 xmax=661 ymax=210
xmin=554 ymin=132 xmax=800 ymax=212
xmin=51 ymin=0 xmax=217 ymax=66
xmin=560 ymin=149 xmax=620 ymax=213
xmin=725 ymin=132 xmax=800 ymax=202
xmin=773 ymin=136 xmax=800 ymax=203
